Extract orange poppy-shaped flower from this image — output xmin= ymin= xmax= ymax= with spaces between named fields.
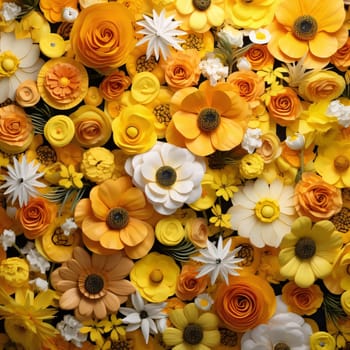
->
xmin=69 ymin=3 xmax=136 ymax=75
xmin=50 ymin=246 xmax=135 ymax=320
xmin=166 ymin=80 xmax=250 ymax=156
xmin=74 ymin=176 xmax=155 ymax=259
xmin=214 ymin=274 xmax=276 ymax=333
xmin=268 ymin=0 xmax=348 ymax=69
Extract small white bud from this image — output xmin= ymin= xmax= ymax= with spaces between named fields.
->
xmin=62 ymin=7 xmax=79 ymax=23
xmin=285 ymin=133 xmax=305 ymax=151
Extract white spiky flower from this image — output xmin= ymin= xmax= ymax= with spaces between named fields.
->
xmin=0 ymin=155 xmax=45 ymax=207
xmin=191 ymin=236 xmax=243 ymax=285
xmin=136 ymin=9 xmax=186 ymax=60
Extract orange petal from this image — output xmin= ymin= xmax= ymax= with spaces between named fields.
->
xmin=82 ymin=216 xmax=109 ymax=241
xmin=279 ymin=32 xmax=308 ymax=59
xmin=211 ymin=118 xmax=243 ymax=151
xmin=58 ymin=266 xmax=79 ymax=282
xmin=171 ymin=87 xmax=198 ymax=112
xmin=210 ymin=89 xmax=236 ymax=114
xmin=100 ymin=230 xmax=125 ymax=250
xmin=74 ymin=199 xmax=92 ymax=227
xmin=118 ymin=187 xmax=146 ymax=212
xmin=55 ymin=279 xmax=77 ymax=292
xmin=275 ymin=0 xmax=302 ymax=27
xmin=98 ymin=177 xmax=133 ymax=209
xmin=78 ymin=297 xmax=95 ymax=317
xmin=309 ymin=32 xmax=338 ymax=58
xmin=82 ymin=234 xmax=117 ymax=255
xmin=103 ymin=291 xmax=121 ymax=312
xmin=127 ymin=202 xmax=154 ymax=221
xmin=309 ymin=1 xmax=345 ymax=32
xmin=124 ymin=225 xmax=155 ymax=259
xmin=90 ymin=186 xmax=109 ymax=221
xmin=60 ymin=288 xmax=80 ymax=310
xmin=91 ymin=253 xmax=108 ymax=271
xmin=179 ymin=89 xmax=207 ymax=113
xmin=119 ymin=218 xmax=149 ymax=247
xmin=72 ymin=246 xmax=91 ymax=268
xmin=173 ymin=111 xmax=201 ymax=139
xmin=108 ymin=258 xmax=134 ymax=280
xmin=165 ymin=120 xmax=187 ymax=148
xmin=106 ymin=280 xmax=135 ymax=296
xmin=93 ymin=299 xmax=107 ymax=319
xmin=185 ymin=132 xmax=215 ymax=156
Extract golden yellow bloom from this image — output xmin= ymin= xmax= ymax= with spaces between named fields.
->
xmin=44 ymin=115 xmax=75 ymax=148
xmin=59 ymin=164 xmax=84 ymax=189
xmin=155 ymin=218 xmax=185 ymax=246
xmin=209 ymin=204 xmax=231 ymax=229
xmin=84 ymin=86 xmax=104 ymax=107
xmin=0 ymin=257 xmax=29 ymax=288
xmin=239 ymin=153 xmax=264 ymax=179
xmin=131 ymin=71 xmax=160 ymax=104
xmin=310 ymin=331 xmax=336 ymax=350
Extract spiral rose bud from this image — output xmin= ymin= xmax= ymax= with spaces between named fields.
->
xmin=15 ymin=80 xmax=40 ymax=107
xmin=44 ymin=115 xmax=75 ymax=147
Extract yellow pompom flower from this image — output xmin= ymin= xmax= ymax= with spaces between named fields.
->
xmin=130 ymin=252 xmax=180 ymax=303
xmin=279 ymin=216 xmax=343 ymax=288
xmin=239 ymin=153 xmax=265 ymax=179
xmin=44 ymin=115 xmax=75 ymax=148
xmin=310 ymin=331 xmax=336 ymax=350
xmin=0 ymin=257 xmax=29 ymax=288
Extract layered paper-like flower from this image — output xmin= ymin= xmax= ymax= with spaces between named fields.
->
xmin=268 ymin=0 xmax=348 ymax=68
xmin=228 ymin=178 xmax=296 ymax=248
xmin=51 ymin=247 xmax=135 ymax=320
xmin=125 ymin=141 xmax=206 ymax=215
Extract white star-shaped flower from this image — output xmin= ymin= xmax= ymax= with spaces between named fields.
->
xmin=136 ymin=9 xmax=186 ymax=60
xmin=191 ymin=236 xmax=243 ymax=285
xmin=0 ymin=155 xmax=45 ymax=207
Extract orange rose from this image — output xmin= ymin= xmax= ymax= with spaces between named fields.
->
xmin=69 ymin=3 xmax=136 ymax=75
xmin=0 ymin=104 xmax=33 ymax=153
xmin=267 ymin=87 xmax=302 ymax=126
xmin=15 ymin=80 xmax=40 ymax=107
xmin=227 ymin=70 xmax=264 ymax=107
xmin=184 ymin=217 xmax=209 ymax=248
xmin=244 ymin=44 xmax=274 ymax=71
xmin=17 ymin=197 xmax=57 ymax=239
xmin=163 ymin=49 xmax=201 ymax=90
xmin=99 ymin=70 xmax=132 ymax=101
xmin=214 ymin=274 xmax=276 ymax=332
xmin=175 ymin=262 xmax=208 ymax=301
xmin=40 ymin=0 xmax=78 ymax=22
xmin=281 ymin=281 xmax=324 ymax=316
xmin=294 ymin=172 xmax=343 ymax=221
xmin=331 ymin=37 xmax=350 ymax=71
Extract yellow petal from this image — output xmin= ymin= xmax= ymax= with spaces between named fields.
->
xmin=197 ymin=313 xmax=219 ymax=330
xmin=310 ymin=255 xmax=333 ymax=279
xmin=309 ymin=32 xmax=338 ymax=58
xmin=186 ymin=132 xmax=215 ymax=156
xmin=173 ymin=111 xmax=201 ymax=140
xmin=189 ymin=11 xmax=208 ymax=32
xmin=169 ymin=309 xmax=188 ymax=330
xmin=206 ymin=5 xmax=224 ymax=27
xmin=279 ymin=32 xmax=308 ymax=59
xmin=162 ymin=328 xmax=184 ymax=346
xmin=176 ymin=0 xmax=194 ymax=15
xmin=210 ymin=118 xmax=243 ymax=151
xmin=183 ymin=303 xmax=199 ymax=323
xmin=294 ymin=261 xmax=315 ymax=288
xmin=119 ymin=218 xmax=148 ymax=247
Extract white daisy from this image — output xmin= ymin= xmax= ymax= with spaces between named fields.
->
xmin=136 ymin=9 xmax=186 ymax=60
xmin=0 ymin=155 xmax=45 ymax=207
xmin=119 ymin=291 xmax=167 ymax=344
xmin=191 ymin=236 xmax=243 ymax=285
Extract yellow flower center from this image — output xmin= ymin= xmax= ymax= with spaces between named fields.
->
xmin=150 ymin=269 xmax=164 ymax=283
xmin=36 ymin=145 xmax=57 ymax=165
xmin=182 ymin=33 xmax=204 ymax=51
xmin=292 ymin=15 xmax=318 ymax=41
xmin=126 ymin=126 xmax=139 ymax=139
xmin=192 ymin=0 xmax=211 ymax=11
xmin=274 ymin=343 xmax=291 ymax=350
xmin=183 ymin=324 xmax=203 ymax=345
xmin=136 ymin=54 xmax=157 ymax=73
xmin=334 ymin=155 xmax=350 ymax=172
xmin=107 ymin=207 xmax=129 ymax=230
xmin=198 ymin=108 xmax=221 ymax=132
xmin=255 ymin=199 xmax=280 ymax=223
xmin=295 ymin=237 xmax=316 ymax=259
xmin=0 ymin=51 xmax=19 ymax=77
xmin=84 ymin=273 xmax=104 ymax=295
xmin=153 ymin=104 xmax=172 ymax=126
xmin=59 ymin=77 xmax=70 ymax=87
xmin=156 ymin=165 xmax=177 ymax=187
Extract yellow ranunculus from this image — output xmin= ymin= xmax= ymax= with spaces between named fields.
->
xmin=239 ymin=153 xmax=264 ymax=179
xmin=310 ymin=331 xmax=336 ymax=350
xmin=0 ymin=258 xmax=29 ymax=288
xmin=131 ymin=72 xmax=160 ymax=104
xmin=155 ymin=218 xmax=185 ymax=246
xmin=44 ymin=115 xmax=75 ymax=147
xmin=112 ymin=105 xmax=157 ymax=155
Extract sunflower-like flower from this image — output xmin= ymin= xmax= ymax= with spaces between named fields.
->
xmin=228 ymin=178 xmax=296 ymax=248
xmin=268 ymin=0 xmax=348 ymax=69
xmin=50 ymin=246 xmax=135 ymax=320
xmin=279 ymin=216 xmax=343 ymax=288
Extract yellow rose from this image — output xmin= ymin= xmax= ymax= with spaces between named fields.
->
xmin=239 ymin=153 xmax=264 ymax=179
xmin=131 ymin=72 xmax=160 ymax=104
xmin=298 ymin=71 xmax=346 ymax=103
xmin=44 ymin=115 xmax=75 ymax=147
xmin=310 ymin=331 xmax=336 ymax=350
xmin=0 ymin=258 xmax=29 ymax=288
xmin=112 ymin=105 xmax=157 ymax=155
xmin=155 ymin=218 xmax=185 ymax=246
xmin=70 ymin=105 xmax=112 ymax=148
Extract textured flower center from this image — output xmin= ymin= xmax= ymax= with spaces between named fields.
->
xmin=292 ymin=16 xmax=318 ymax=41
xmin=198 ymin=108 xmax=220 ymax=132
xmin=182 ymin=33 xmax=204 ymax=51
xmin=136 ymin=54 xmax=157 ymax=73
xmin=153 ymin=104 xmax=172 ymax=126
xmin=107 ymin=207 xmax=129 ymax=230
xmin=0 ymin=51 xmax=19 ymax=77
xmin=274 ymin=343 xmax=291 ymax=350
xmin=255 ymin=199 xmax=280 ymax=223
xmin=192 ymin=0 xmax=211 ymax=11
xmin=84 ymin=274 xmax=104 ymax=294
xmin=36 ymin=145 xmax=57 ymax=165
xmin=110 ymin=339 xmax=133 ymax=350
xmin=295 ymin=237 xmax=316 ymax=259
xmin=150 ymin=269 xmax=164 ymax=283
xmin=183 ymin=324 xmax=203 ymax=345
xmin=219 ymin=327 xmax=238 ymax=346
xmin=236 ymin=243 xmax=255 ymax=267
xmin=334 ymin=155 xmax=349 ymax=172
xmin=59 ymin=77 xmax=70 ymax=87
xmin=126 ymin=126 xmax=139 ymax=139
xmin=156 ymin=165 xmax=177 ymax=187
xmin=140 ymin=310 xmax=148 ymax=319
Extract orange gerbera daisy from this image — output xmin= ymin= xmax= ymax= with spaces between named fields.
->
xmin=74 ymin=176 xmax=155 ymax=259
xmin=166 ymin=80 xmax=250 ymax=156
xmin=51 ymin=247 xmax=135 ymax=320
xmin=268 ymin=0 xmax=348 ymax=69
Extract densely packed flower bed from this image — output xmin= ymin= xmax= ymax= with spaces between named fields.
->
xmin=0 ymin=0 xmax=350 ymax=349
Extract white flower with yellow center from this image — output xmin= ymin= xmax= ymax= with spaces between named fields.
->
xmin=125 ymin=141 xmax=206 ymax=215
xmin=0 ymin=32 xmax=44 ymax=103
xmin=228 ymin=179 xmax=296 ymax=248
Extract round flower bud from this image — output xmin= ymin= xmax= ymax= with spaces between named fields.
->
xmin=44 ymin=115 xmax=75 ymax=147
xmin=155 ymin=218 xmax=185 ymax=246
xmin=310 ymin=331 xmax=336 ymax=350
xmin=285 ymin=133 xmax=305 ymax=151
xmin=239 ymin=153 xmax=264 ymax=179
xmin=15 ymin=80 xmax=40 ymax=107
xmin=62 ymin=7 xmax=79 ymax=22
xmin=0 ymin=257 xmax=29 ymax=288
xmin=131 ymin=72 xmax=160 ymax=104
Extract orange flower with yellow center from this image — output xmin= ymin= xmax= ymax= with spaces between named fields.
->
xmin=268 ymin=0 xmax=348 ymax=69
xmin=166 ymin=80 xmax=250 ymax=156
xmin=74 ymin=176 xmax=155 ymax=259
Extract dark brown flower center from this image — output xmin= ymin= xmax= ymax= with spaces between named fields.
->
xmin=295 ymin=237 xmax=316 ymax=259
xmin=236 ymin=243 xmax=255 ymax=267
xmin=274 ymin=343 xmax=291 ymax=350
xmin=183 ymin=324 xmax=203 ymax=345
xmin=84 ymin=274 xmax=104 ymax=294
xmin=292 ymin=15 xmax=318 ymax=41
xmin=192 ymin=0 xmax=211 ymax=11
xmin=107 ymin=207 xmax=129 ymax=230
xmin=334 ymin=155 xmax=350 ymax=172
xmin=219 ymin=327 xmax=238 ymax=346
xmin=156 ymin=166 xmax=177 ymax=187
xmin=36 ymin=145 xmax=57 ymax=165
xmin=198 ymin=108 xmax=220 ymax=132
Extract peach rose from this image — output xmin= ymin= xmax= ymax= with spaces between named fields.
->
xmin=163 ymin=49 xmax=201 ymax=90
xmin=227 ymin=70 xmax=264 ymax=107
xmin=214 ymin=274 xmax=276 ymax=332
xmin=69 ymin=3 xmax=136 ymax=75
xmin=281 ymin=281 xmax=324 ymax=316
xmin=17 ymin=197 xmax=57 ymax=239
xmin=184 ymin=217 xmax=209 ymax=248
xmin=0 ymin=104 xmax=33 ymax=153
xmin=294 ymin=172 xmax=343 ymax=221
xmin=267 ymin=87 xmax=302 ymax=126
xmin=255 ymin=132 xmax=282 ymax=164
xmin=15 ymin=80 xmax=41 ymax=107
xmin=331 ymin=37 xmax=350 ymax=71
xmin=99 ymin=70 xmax=131 ymax=101
xmin=175 ymin=262 xmax=209 ymax=301
xmin=244 ymin=44 xmax=274 ymax=70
